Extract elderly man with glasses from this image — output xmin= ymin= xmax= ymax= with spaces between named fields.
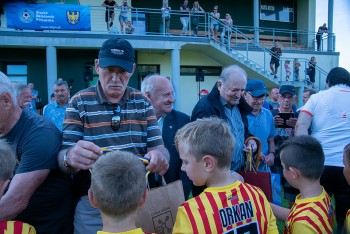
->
xmin=57 ymin=38 xmax=169 ymax=234
xmin=244 ymin=79 xmax=276 ymax=167
xmin=271 ymin=84 xmax=299 ymax=206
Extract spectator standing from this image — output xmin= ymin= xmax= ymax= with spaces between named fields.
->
xmin=271 ymin=85 xmax=299 ymax=206
xmin=293 ymin=58 xmax=301 ymax=81
xmin=220 ymin=13 xmax=233 ymax=47
xmin=179 ymin=0 xmax=190 ymax=34
xmin=27 ymin=82 xmax=38 ymax=112
xmin=191 ymin=1 xmax=204 ymax=37
xmin=316 ymin=23 xmax=328 ymax=51
xmin=270 ymin=41 xmax=282 ymax=79
xmin=199 ymin=88 xmax=209 ymax=99
xmin=0 ymin=139 xmax=36 ymax=234
xmin=43 ymin=80 xmax=70 ymax=132
xmin=125 ymin=20 xmax=134 ymax=34
xmin=308 ymin=56 xmax=317 ymax=88
xmin=295 ymin=67 xmax=350 ymax=233
xmin=284 ymin=60 xmax=291 ymax=81
xmin=141 ymin=75 xmax=193 ymax=199
xmin=267 ymin=87 xmax=280 ymax=110
xmin=118 ymin=0 xmax=133 ymax=34
xmin=161 ymin=2 xmax=171 ymax=34
xmin=296 ymin=88 xmax=316 ymax=112
xmin=210 ymin=5 xmax=220 ymax=40
xmin=244 ymin=79 xmax=276 ymax=167
xmin=88 ymin=151 xmax=149 ymax=234
xmin=14 ymin=84 xmax=36 ymax=113
xmin=0 ymin=72 xmax=73 ymax=234
xmin=101 ymin=0 xmax=117 ymax=30
xmin=57 ymin=38 xmax=169 ymax=234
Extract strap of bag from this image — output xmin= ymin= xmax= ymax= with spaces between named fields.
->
xmin=244 ymin=136 xmax=262 ymax=173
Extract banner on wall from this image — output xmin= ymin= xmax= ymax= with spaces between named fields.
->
xmin=6 ymin=2 xmax=91 ymax=31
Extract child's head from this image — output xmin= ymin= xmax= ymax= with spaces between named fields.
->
xmin=343 ymin=143 xmax=350 ymax=185
xmin=175 ymin=117 xmax=234 ymax=185
xmin=89 ymin=150 xmax=147 ymax=218
xmin=285 ymin=60 xmax=290 ymax=64
xmin=0 ymin=139 xmax=16 ymax=195
xmin=126 ymin=21 xmax=132 ymax=26
xmin=280 ymin=135 xmax=324 ymax=183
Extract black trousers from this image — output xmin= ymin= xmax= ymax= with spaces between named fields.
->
xmin=321 ymin=166 xmax=350 ymax=234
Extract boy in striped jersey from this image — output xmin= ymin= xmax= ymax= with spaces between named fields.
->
xmin=343 ymin=143 xmax=350 ymax=233
xmin=173 ymin=117 xmax=278 ymax=234
xmin=272 ymin=135 xmax=334 ymax=234
xmin=0 ymin=139 xmax=36 ymax=234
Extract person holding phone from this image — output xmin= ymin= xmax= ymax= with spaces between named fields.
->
xmin=271 ymin=85 xmax=299 ymax=207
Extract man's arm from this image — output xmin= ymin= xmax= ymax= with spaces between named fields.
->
xmin=0 ymin=170 xmax=49 ymax=220
xmin=146 ymin=145 xmax=170 ymax=176
xmin=295 ymin=111 xmax=312 ymax=136
xmin=270 ymin=203 xmax=290 ymax=221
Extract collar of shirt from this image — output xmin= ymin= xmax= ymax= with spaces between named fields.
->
xmin=220 ymin=96 xmax=235 ymax=110
xmin=157 ymin=114 xmax=166 ymax=133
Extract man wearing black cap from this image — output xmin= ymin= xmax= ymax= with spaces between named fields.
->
xmin=271 ymin=84 xmax=299 ymax=206
xmin=57 ymin=38 xmax=169 ymax=234
xmin=244 ymin=79 xmax=276 ymax=167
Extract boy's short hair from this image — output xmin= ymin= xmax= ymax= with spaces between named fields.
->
xmin=0 ymin=139 xmax=16 ymax=181
xmin=280 ymin=135 xmax=324 ymax=180
xmin=344 ymin=143 xmax=350 ymax=163
xmin=175 ymin=117 xmax=234 ymax=169
xmin=90 ymin=150 xmax=147 ymax=217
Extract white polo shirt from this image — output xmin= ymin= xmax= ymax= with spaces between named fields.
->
xmin=301 ymin=84 xmax=350 ymax=167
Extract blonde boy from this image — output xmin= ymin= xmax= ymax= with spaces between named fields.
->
xmin=0 ymin=139 xmax=36 ymax=234
xmin=173 ymin=117 xmax=278 ymax=234
xmin=273 ymin=135 xmax=334 ymax=233
xmin=88 ymin=150 xmax=151 ymax=234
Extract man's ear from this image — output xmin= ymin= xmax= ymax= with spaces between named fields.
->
xmin=139 ymin=188 xmax=149 ymax=207
xmin=144 ymin=92 xmax=151 ymax=99
xmin=94 ymin=59 xmax=100 ymax=73
xmin=217 ymin=81 xmax=222 ymax=91
xmin=202 ymin=155 xmax=216 ymax=172
xmin=88 ymin=188 xmax=99 ymax=208
xmin=0 ymin=93 xmax=13 ymax=109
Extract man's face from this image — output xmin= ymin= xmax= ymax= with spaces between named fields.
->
xmin=95 ymin=60 xmax=135 ymax=102
xmin=302 ymin=91 xmax=311 ymax=105
xmin=149 ymin=78 xmax=174 ymax=118
xmin=54 ymin=85 xmax=70 ymax=105
xmin=279 ymin=93 xmax=294 ymax=110
xmin=218 ymin=76 xmax=246 ymax=106
xmin=27 ymin=83 xmax=34 ymax=90
xmin=179 ymin=143 xmax=206 ymax=186
xmin=270 ymin=88 xmax=279 ymax=101
xmin=244 ymin=92 xmax=265 ymax=113
xmin=17 ymin=87 xmax=32 ymax=108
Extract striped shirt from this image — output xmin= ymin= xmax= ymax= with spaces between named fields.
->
xmin=284 ymin=188 xmax=334 ymax=234
xmin=62 ymin=83 xmax=163 ymax=195
xmin=346 ymin=209 xmax=350 ymax=234
xmin=0 ymin=221 xmax=36 ymax=234
xmin=173 ymin=181 xmax=278 ymax=234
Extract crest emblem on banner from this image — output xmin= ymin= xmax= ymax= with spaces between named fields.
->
xmin=66 ymin=11 xmax=80 ymax=25
xmin=18 ymin=8 xmax=34 ymax=23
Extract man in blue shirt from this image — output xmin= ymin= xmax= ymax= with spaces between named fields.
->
xmin=244 ymin=79 xmax=276 ymax=167
xmin=43 ymin=80 xmax=70 ymax=131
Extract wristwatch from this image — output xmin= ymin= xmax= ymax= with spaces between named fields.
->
xmin=63 ymin=151 xmax=72 ymax=168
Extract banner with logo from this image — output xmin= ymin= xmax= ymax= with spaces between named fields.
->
xmin=6 ymin=2 xmax=91 ymax=31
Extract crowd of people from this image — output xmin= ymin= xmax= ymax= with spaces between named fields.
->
xmin=0 ymin=37 xmax=349 ymax=234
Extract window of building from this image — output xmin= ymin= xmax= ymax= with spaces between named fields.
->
xmin=5 ymin=63 xmax=28 ymax=84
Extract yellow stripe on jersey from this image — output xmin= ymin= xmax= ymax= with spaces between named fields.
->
xmin=0 ymin=221 xmax=36 ymax=234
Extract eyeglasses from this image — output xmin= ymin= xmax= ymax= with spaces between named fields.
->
xmin=247 ymin=92 xmax=267 ymax=101
xmin=111 ymin=105 xmax=121 ymax=131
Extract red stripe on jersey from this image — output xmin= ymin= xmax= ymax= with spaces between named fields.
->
xmin=183 ymin=202 xmax=199 ymax=234
xmin=207 ymin=192 xmax=224 ymax=233
xmin=241 ymin=183 xmax=265 ymax=234
xmin=308 ymin=207 xmax=332 ymax=234
xmin=294 ymin=216 xmax=323 ymax=233
xmin=289 ymin=203 xmax=308 ymax=220
xmin=195 ymin=195 xmax=211 ymax=232
xmin=14 ymin=221 xmax=24 ymax=234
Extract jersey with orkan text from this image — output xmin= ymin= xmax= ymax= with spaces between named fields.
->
xmin=173 ymin=181 xmax=278 ymax=234
xmin=284 ymin=188 xmax=334 ymax=234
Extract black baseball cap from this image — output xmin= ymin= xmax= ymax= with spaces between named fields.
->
xmin=279 ymin=85 xmax=296 ymax=96
xmin=98 ymin=38 xmax=135 ymax=73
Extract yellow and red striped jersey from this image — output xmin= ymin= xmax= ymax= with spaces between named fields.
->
xmin=173 ymin=180 xmax=278 ymax=234
xmin=284 ymin=188 xmax=334 ymax=234
xmin=345 ymin=209 xmax=350 ymax=234
xmin=0 ymin=221 xmax=36 ymax=234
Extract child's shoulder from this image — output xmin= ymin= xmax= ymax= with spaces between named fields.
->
xmin=0 ymin=220 xmax=36 ymax=234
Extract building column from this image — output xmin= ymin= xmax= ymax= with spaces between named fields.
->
xmin=253 ymin=0 xmax=259 ymax=44
xmin=171 ymin=48 xmax=180 ymax=110
xmin=46 ymin=46 xmax=57 ymax=101
xmin=327 ymin=0 xmax=334 ymax=51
